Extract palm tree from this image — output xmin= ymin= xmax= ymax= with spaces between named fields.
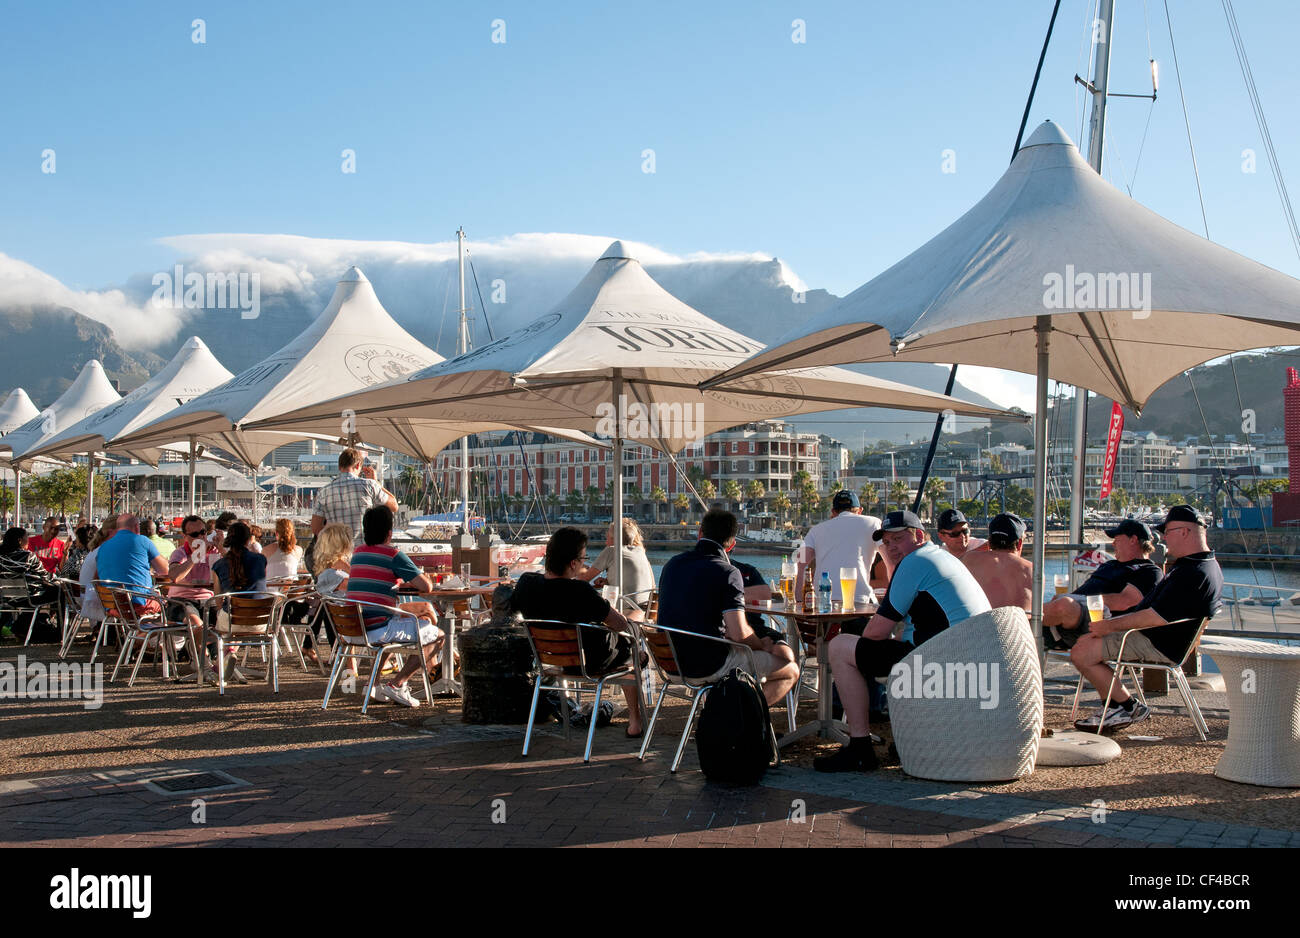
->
xmin=745 ymin=479 xmax=766 ymax=509
xmin=698 ymin=479 xmax=717 ymax=505
xmin=799 ymin=487 xmax=821 ymax=525
xmin=650 ymin=486 xmax=667 ymax=523
xmin=889 ymin=479 xmax=910 ymax=511
xmin=924 ymin=477 xmax=947 ymax=521
xmin=566 ymin=491 xmax=584 ymax=516
xmin=859 ymin=480 xmax=879 ymax=514
xmin=627 ymin=485 xmax=644 ymax=520
xmin=673 ymin=491 xmax=690 ymax=522
xmin=545 ymin=492 xmax=561 ymax=519
xmin=772 ymin=491 xmax=792 ymax=525
xmin=721 ymin=479 xmax=742 ymax=512
xmin=584 ymin=485 xmax=601 ymax=520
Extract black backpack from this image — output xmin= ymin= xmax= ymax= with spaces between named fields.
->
xmin=695 ymin=669 xmax=777 ymax=784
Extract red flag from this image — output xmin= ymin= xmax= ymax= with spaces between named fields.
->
xmin=1099 ymin=402 xmax=1125 ymax=500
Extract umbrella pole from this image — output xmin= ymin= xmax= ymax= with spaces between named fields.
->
xmin=188 ymin=435 xmax=197 ymax=516
xmin=1032 ymin=317 xmax=1050 ymax=672
xmin=14 ymin=468 xmax=20 ymax=526
xmin=87 ymin=455 xmax=96 ymax=521
xmin=612 ymin=371 xmax=624 ymax=601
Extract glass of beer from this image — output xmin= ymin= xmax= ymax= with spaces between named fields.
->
xmin=780 ymin=561 xmax=796 ymax=605
xmin=840 ymin=567 xmax=858 ymax=611
xmin=1086 ymin=593 xmax=1105 ymax=623
xmin=1054 ymin=574 xmax=1069 ymax=596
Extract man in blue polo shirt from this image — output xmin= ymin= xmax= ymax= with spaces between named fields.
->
xmin=815 ymin=510 xmax=991 ymax=772
xmin=1070 ymin=505 xmax=1223 ymax=733
xmin=96 ymin=513 xmax=170 ymax=614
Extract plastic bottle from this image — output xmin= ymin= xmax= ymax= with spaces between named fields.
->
xmin=818 ymin=572 xmax=832 ymax=613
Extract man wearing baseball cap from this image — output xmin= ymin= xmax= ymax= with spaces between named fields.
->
xmin=796 ymin=489 xmax=881 ymax=616
xmin=960 ymin=513 xmax=1034 ymax=612
xmin=935 ymin=508 xmax=988 ymax=559
xmin=1043 ymin=519 xmax=1163 ymax=651
xmin=1069 ymin=505 xmax=1223 ymax=733
xmin=814 ymin=509 xmax=991 ymax=772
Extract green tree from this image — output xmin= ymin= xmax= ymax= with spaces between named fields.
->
xmin=650 ymin=485 xmax=667 ymax=523
xmin=745 ymin=479 xmax=766 ymax=505
xmin=545 ymin=492 xmax=561 ymax=518
xmin=958 ymin=497 xmax=984 ymax=519
xmin=721 ymin=479 xmax=742 ymax=511
xmin=585 ymin=485 xmax=601 ymax=519
xmin=859 ymin=480 xmax=879 ymax=514
xmin=889 ymin=479 xmax=910 ymax=511
xmin=566 ymin=491 xmax=584 ymax=515
xmin=1108 ymin=486 xmax=1130 ymax=514
xmin=924 ymin=477 xmax=947 ymax=521
xmin=673 ymin=491 xmax=690 ymax=521
xmin=772 ymin=491 xmax=791 ymax=524
xmin=799 ymin=487 xmax=821 ymax=524
xmin=698 ymin=479 xmax=716 ymax=503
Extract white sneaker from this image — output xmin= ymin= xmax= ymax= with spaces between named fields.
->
xmin=378 ymin=682 xmax=421 ymax=708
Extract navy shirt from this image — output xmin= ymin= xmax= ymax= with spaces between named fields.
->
xmin=657 ymin=540 xmax=745 ymax=677
xmin=1077 ymin=558 xmax=1162 ymax=599
xmin=1131 ymin=551 xmax=1222 ymax=662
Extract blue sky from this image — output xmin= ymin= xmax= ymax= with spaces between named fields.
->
xmin=3 ymin=1 xmax=1298 ymax=336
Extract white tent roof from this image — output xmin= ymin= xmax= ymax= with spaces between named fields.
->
xmin=19 ymin=336 xmax=235 ymax=466
xmin=111 ymin=267 xmax=445 ymax=466
xmin=247 ymin=241 xmax=1018 ymax=452
xmin=0 ymin=361 xmax=122 ymax=470
xmin=705 ymin=121 xmax=1300 ymax=413
xmin=0 ymin=389 xmax=40 ymax=436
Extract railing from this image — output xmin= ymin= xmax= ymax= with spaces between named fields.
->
xmin=1208 ymin=581 xmax=1300 ymax=640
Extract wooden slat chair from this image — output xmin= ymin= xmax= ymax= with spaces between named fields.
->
xmin=267 ymin=575 xmax=323 ymax=673
xmin=209 ymin=591 xmax=289 ymax=694
xmin=105 ymin=583 xmax=197 ymax=687
xmin=320 ymin=597 xmax=434 ymax=714
xmin=521 ymin=619 xmax=641 ymax=763
xmin=634 ymin=622 xmax=779 ymax=772
xmin=56 ymin=578 xmax=91 ymax=659
xmin=1066 ymin=616 xmax=1213 ymax=741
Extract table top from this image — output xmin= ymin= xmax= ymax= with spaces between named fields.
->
xmin=398 ymin=585 xmax=498 ymax=599
xmin=1201 ymin=635 xmax=1300 ymax=660
xmin=746 ymin=602 xmax=875 ymax=622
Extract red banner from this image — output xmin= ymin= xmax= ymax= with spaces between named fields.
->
xmin=1099 ymin=402 xmax=1125 ymax=500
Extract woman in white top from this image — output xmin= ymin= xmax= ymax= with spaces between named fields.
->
xmin=310 ymin=523 xmax=353 ymax=669
xmin=579 ymin=518 xmax=656 ymax=612
xmin=264 ymin=519 xmax=303 ymax=580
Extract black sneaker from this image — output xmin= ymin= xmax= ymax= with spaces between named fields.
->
xmin=814 ymin=742 xmax=880 ymax=773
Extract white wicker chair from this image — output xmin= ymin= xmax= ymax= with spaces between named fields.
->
xmin=887 ymin=606 xmax=1043 ymax=782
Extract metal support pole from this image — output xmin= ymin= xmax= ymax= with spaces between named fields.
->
xmin=1033 ymin=318 xmax=1051 ymax=671
xmin=612 ymin=370 xmax=624 ymax=600
xmin=188 ymin=435 xmax=197 ymax=515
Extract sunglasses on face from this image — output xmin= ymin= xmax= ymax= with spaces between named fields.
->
xmin=940 ymin=528 xmax=970 ymax=538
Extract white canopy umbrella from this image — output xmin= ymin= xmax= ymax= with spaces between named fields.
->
xmin=248 ymin=240 xmax=1019 ymax=595
xmin=0 ymin=361 xmax=122 ymax=522
xmin=112 ymin=267 xmax=446 ymax=468
xmin=0 ymin=389 xmax=40 ymax=524
xmin=703 ymin=120 xmax=1300 ymax=627
xmin=19 ymin=337 xmax=236 ymax=515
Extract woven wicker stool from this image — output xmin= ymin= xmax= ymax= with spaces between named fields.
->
xmin=1201 ymin=636 xmax=1300 ymax=788
xmin=889 ymin=606 xmax=1043 ymax=782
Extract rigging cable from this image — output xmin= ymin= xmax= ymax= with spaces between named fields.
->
xmin=1161 ymin=0 xmax=1211 ymax=237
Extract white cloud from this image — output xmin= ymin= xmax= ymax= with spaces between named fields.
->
xmin=951 ymin=364 xmax=1038 ymax=413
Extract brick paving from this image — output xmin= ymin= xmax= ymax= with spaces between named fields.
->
xmin=3 ymin=719 xmax=1296 ymax=848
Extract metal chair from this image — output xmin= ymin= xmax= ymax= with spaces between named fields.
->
xmin=105 ymin=584 xmax=198 ymax=687
xmin=1067 ymin=616 xmax=1213 ymax=741
xmin=56 ymin=578 xmax=91 ymax=659
xmin=520 ymin=619 xmax=641 ymax=763
xmin=89 ymin=580 xmax=132 ymax=665
xmin=208 ymin=591 xmax=289 ymax=694
xmin=319 ymin=597 xmax=435 ymax=714
xmin=634 ymin=622 xmax=778 ymax=772
xmin=1 ymin=576 xmax=43 ymax=645
xmin=267 ymin=575 xmax=323 ymax=673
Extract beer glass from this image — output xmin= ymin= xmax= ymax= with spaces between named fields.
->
xmin=839 ymin=567 xmax=858 ymax=611
xmin=780 ymin=561 xmax=796 ymax=605
xmin=1054 ymin=574 xmax=1069 ymax=596
xmin=1087 ymin=593 xmax=1105 ymax=622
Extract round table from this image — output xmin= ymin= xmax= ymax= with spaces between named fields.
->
xmin=1201 ymin=635 xmax=1300 ymax=787
xmin=397 ymin=583 xmax=500 ymax=696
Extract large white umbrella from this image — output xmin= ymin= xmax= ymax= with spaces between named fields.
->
xmin=112 ymin=267 xmax=445 ymax=468
xmin=0 ymin=389 xmax=40 ymax=524
xmin=248 ymin=240 xmax=1019 ymax=594
xmin=0 ymin=361 xmax=122 ymax=522
xmin=703 ymin=120 xmax=1300 ymax=626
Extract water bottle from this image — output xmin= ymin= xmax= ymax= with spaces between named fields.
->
xmin=818 ymin=572 xmax=832 ymax=613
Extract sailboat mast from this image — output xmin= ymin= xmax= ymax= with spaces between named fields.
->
xmin=1068 ymin=0 xmax=1115 ymax=547
xmin=457 ymin=227 xmax=471 ymax=534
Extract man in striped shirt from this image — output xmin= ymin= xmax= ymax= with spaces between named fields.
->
xmin=346 ymin=506 xmax=443 ymax=708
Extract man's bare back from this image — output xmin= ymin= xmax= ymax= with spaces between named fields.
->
xmin=962 ymin=550 xmax=1034 ymax=611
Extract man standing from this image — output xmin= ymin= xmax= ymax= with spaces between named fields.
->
xmin=312 ymin=449 xmax=398 ymax=545
xmin=95 ymin=513 xmax=170 ymax=614
xmin=27 ymin=517 xmax=66 ymax=577
xmin=796 ymin=490 xmax=880 ymax=611
xmin=1069 ymin=506 xmax=1223 ymax=733
xmin=934 ymin=508 xmax=988 ymax=558
xmin=814 ymin=510 xmax=991 ymax=772
xmin=961 ymin=512 xmax=1034 ymax=612
xmin=141 ymin=517 xmax=174 ymax=557
xmin=1043 ymin=519 xmax=1162 ymax=649
xmin=658 ymin=510 xmax=799 ymax=708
